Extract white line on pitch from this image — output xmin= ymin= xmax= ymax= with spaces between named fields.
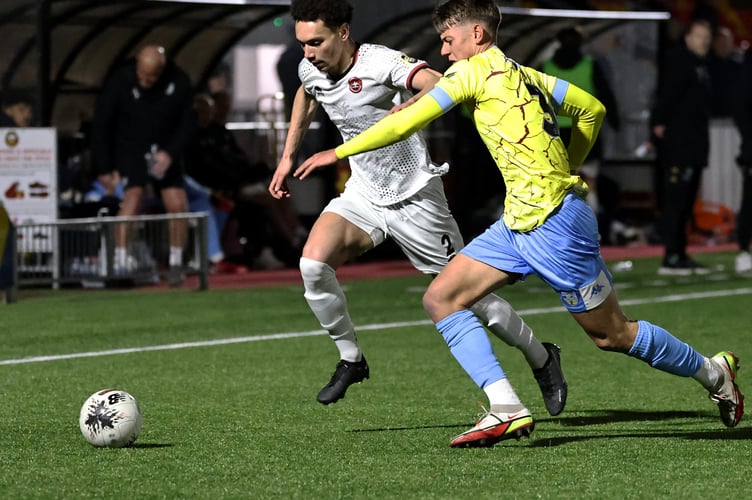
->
xmin=2 ymin=287 xmax=751 ymax=366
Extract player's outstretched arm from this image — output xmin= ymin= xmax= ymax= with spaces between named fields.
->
xmin=296 ymin=94 xmax=445 ymax=177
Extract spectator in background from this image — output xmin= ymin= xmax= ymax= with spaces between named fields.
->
xmin=541 ymin=27 xmax=623 ymax=245
xmin=207 ymin=63 xmax=231 ymax=95
xmin=213 ymin=90 xmax=309 ymax=268
xmin=0 ymin=90 xmax=34 ymax=127
xmin=185 ymin=91 xmax=307 ymax=269
xmin=183 ymin=94 xmax=242 ymax=274
xmin=733 ymin=48 xmax=752 ymax=275
xmin=708 ymin=26 xmax=741 ymax=119
xmin=651 ymin=19 xmax=713 ymax=275
xmin=92 ymin=44 xmax=197 ymax=286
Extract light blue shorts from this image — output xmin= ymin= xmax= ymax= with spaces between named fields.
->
xmin=461 ymin=192 xmax=613 ymax=312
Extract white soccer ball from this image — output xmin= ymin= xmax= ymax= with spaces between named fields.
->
xmin=79 ymin=389 xmax=143 ymax=448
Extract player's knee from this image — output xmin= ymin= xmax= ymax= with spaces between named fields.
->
xmin=299 ymin=257 xmax=333 ymax=287
xmin=422 ymin=285 xmax=450 ymax=322
xmin=589 ymin=335 xmax=621 ymax=352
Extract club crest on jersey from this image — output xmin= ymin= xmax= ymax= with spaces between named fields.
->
xmin=561 ymin=291 xmax=580 ymax=307
xmin=348 ymin=77 xmax=363 ymax=93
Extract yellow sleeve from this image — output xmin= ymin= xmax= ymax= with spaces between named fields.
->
xmin=557 ymin=83 xmax=606 ymax=168
xmin=334 ymin=94 xmax=445 ymax=159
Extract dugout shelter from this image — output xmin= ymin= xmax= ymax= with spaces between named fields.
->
xmin=1 ymin=1 xmax=676 ymax=244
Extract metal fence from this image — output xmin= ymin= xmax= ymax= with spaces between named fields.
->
xmin=12 ymin=212 xmax=209 ymax=293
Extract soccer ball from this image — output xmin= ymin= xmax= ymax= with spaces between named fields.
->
xmin=79 ymin=389 xmax=143 ymax=448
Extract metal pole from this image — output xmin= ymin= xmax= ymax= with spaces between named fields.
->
xmin=7 ymin=224 xmax=18 ymax=304
xmin=197 ymin=213 xmax=209 ymax=291
xmin=37 ymin=0 xmax=52 ymax=126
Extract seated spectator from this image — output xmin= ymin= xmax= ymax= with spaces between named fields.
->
xmin=183 ymin=175 xmax=251 ymax=274
xmin=178 ymin=95 xmax=246 ymax=273
xmin=186 ymin=93 xmax=307 ymax=268
xmin=84 ymin=169 xmax=241 ymax=274
xmin=1 ymin=90 xmax=34 ymax=127
xmin=84 ymin=172 xmax=125 ymax=208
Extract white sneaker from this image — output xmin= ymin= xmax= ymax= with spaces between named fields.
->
xmin=252 ymin=247 xmax=285 ymax=270
xmin=449 ymin=406 xmax=534 ymax=448
xmin=735 ymin=251 xmax=752 ymax=275
xmin=113 ymin=255 xmax=138 ymax=276
xmin=709 ymin=351 xmax=744 ymax=428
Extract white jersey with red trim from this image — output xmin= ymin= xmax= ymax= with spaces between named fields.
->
xmin=299 ymin=43 xmax=447 ymax=206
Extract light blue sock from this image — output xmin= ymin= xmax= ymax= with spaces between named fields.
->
xmin=628 ymin=320 xmax=703 ymax=376
xmin=436 ymin=310 xmax=506 ymax=388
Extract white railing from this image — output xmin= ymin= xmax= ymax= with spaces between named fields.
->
xmin=11 ymin=212 xmax=209 ymax=293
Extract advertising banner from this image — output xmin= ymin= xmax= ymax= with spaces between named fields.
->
xmin=0 ymin=127 xmax=57 ymax=252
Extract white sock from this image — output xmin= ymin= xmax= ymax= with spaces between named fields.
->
xmin=693 ymin=356 xmax=722 ymax=391
xmin=114 ymin=247 xmax=127 ymax=267
xmin=300 ymin=257 xmax=360 ymax=362
xmin=169 ymin=246 xmax=183 ymax=267
xmin=209 ymin=251 xmax=224 ymax=264
xmin=470 ymin=294 xmax=548 ymax=369
xmin=484 ymin=378 xmax=522 ymax=407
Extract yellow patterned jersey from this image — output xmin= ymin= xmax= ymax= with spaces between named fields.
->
xmin=336 ymin=46 xmax=605 ymax=231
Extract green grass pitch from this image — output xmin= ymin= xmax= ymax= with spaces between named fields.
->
xmin=1 ymin=251 xmax=751 ymax=499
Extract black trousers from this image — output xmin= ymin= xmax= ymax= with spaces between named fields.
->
xmin=660 ymin=165 xmax=703 ymax=257
xmin=738 ymin=164 xmax=752 ymax=252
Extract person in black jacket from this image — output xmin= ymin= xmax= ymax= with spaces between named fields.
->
xmin=733 ymin=48 xmax=752 ymax=275
xmin=92 ymin=45 xmax=197 ymax=285
xmin=651 ymin=19 xmax=713 ymax=275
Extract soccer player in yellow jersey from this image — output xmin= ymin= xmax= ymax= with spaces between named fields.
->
xmin=296 ymin=0 xmax=744 ymax=448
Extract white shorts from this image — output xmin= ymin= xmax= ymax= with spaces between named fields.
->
xmin=323 ymin=176 xmax=464 ymax=274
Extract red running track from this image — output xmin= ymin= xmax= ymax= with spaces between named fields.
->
xmin=180 ymin=242 xmax=738 ymax=290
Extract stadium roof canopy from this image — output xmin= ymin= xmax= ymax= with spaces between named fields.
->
xmin=0 ymin=0 xmax=669 ymax=129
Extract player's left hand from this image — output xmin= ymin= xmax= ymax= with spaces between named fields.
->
xmin=294 ymin=149 xmax=338 ymax=180
xmin=388 ymin=96 xmax=418 ymax=115
xmin=388 ymin=101 xmax=410 ymax=115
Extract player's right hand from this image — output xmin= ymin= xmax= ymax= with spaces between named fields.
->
xmin=269 ymin=160 xmax=293 ymax=199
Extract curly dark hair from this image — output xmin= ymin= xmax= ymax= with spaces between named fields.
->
xmin=290 ymin=0 xmax=354 ymax=31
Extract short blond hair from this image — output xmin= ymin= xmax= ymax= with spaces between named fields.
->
xmin=432 ymin=0 xmax=500 ymax=34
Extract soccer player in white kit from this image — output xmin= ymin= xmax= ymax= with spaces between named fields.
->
xmin=269 ymin=0 xmax=566 ymax=413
